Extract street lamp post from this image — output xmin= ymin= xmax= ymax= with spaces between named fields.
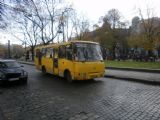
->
xmin=60 ymin=8 xmax=73 ymax=42
xmin=8 ymin=40 xmax=11 ymax=58
xmin=61 ymin=11 xmax=65 ymax=42
xmin=24 ymin=41 xmax=26 ymax=53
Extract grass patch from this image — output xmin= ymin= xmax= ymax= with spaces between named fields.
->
xmin=105 ymin=60 xmax=160 ymax=69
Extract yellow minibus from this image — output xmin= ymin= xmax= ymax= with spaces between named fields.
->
xmin=34 ymin=41 xmax=105 ymax=82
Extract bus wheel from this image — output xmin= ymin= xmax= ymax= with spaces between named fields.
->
xmin=42 ymin=66 xmax=46 ymax=74
xmin=65 ymin=71 xmax=72 ymax=83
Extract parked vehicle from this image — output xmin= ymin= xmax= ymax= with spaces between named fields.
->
xmin=0 ymin=60 xmax=28 ymax=83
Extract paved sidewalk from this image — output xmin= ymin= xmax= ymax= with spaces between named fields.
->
xmin=18 ymin=61 xmax=34 ymax=65
xmin=105 ymin=69 xmax=160 ymax=83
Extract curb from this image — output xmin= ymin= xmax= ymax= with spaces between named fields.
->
xmin=104 ymin=75 xmax=160 ymax=85
xmin=106 ymin=67 xmax=160 ymax=73
xmin=18 ymin=61 xmax=34 ymax=66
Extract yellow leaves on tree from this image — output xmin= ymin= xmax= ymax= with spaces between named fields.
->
xmin=128 ymin=34 xmax=159 ymax=51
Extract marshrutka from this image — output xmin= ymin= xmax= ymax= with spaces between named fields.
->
xmin=34 ymin=40 xmax=105 ymax=82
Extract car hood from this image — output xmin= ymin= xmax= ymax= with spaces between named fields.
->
xmin=0 ymin=67 xmax=24 ymax=74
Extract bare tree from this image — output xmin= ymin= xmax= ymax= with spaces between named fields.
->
xmin=139 ymin=8 xmax=159 ymax=46
xmin=70 ymin=12 xmax=90 ymax=40
xmin=101 ymin=9 xmax=124 ymax=59
xmin=105 ymin=9 xmax=121 ymax=29
xmin=8 ymin=16 xmax=39 ymax=60
xmin=138 ymin=7 xmax=160 ymax=55
xmin=1 ymin=0 xmax=91 ymax=59
xmin=58 ymin=7 xmax=75 ymax=42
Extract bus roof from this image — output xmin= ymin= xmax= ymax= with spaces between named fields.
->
xmin=35 ymin=40 xmax=99 ymax=49
xmin=70 ymin=40 xmax=98 ymax=44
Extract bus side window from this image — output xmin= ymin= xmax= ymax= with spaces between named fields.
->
xmin=73 ymin=44 xmax=77 ymax=60
xmin=50 ymin=49 xmax=53 ymax=58
xmin=59 ymin=46 xmax=66 ymax=58
xmin=66 ymin=44 xmax=72 ymax=60
xmin=53 ymin=49 xmax=58 ymax=58
xmin=46 ymin=48 xmax=53 ymax=58
xmin=36 ymin=49 xmax=40 ymax=58
xmin=41 ymin=48 xmax=46 ymax=57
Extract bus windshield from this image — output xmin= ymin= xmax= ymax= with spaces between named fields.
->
xmin=74 ymin=43 xmax=103 ymax=61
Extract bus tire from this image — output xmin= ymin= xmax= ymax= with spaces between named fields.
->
xmin=65 ymin=70 xmax=72 ymax=83
xmin=42 ymin=66 xmax=46 ymax=74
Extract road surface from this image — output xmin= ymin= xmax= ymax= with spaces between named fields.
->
xmin=0 ymin=64 xmax=160 ymax=120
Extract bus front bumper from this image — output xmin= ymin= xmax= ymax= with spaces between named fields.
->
xmin=74 ymin=72 xmax=104 ymax=80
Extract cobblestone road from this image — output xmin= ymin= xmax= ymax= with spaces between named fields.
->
xmin=1 ymin=64 xmax=160 ymax=120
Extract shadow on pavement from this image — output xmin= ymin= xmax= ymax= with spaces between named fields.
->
xmin=0 ymin=80 xmax=27 ymax=88
xmin=39 ymin=73 xmax=103 ymax=85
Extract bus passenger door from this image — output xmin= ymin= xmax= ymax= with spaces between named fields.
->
xmin=36 ymin=49 xmax=41 ymax=66
xmin=35 ymin=49 xmax=42 ymax=69
xmin=53 ymin=49 xmax=58 ymax=75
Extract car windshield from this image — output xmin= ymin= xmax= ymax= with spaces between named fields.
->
xmin=74 ymin=43 xmax=103 ymax=61
xmin=1 ymin=61 xmax=20 ymax=68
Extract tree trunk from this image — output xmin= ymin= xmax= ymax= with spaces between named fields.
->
xmin=31 ymin=46 xmax=35 ymax=61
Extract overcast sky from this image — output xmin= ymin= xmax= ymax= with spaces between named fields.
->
xmin=67 ymin=0 xmax=160 ymax=23
xmin=1 ymin=0 xmax=160 ymax=44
